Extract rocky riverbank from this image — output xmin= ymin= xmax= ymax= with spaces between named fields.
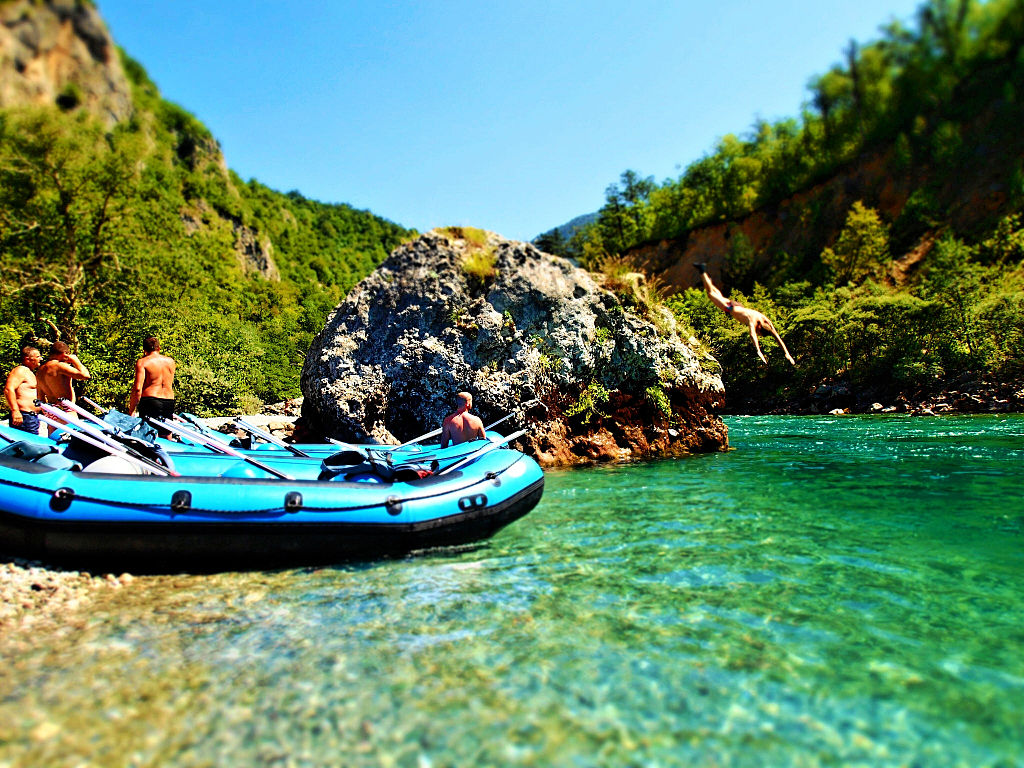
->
xmin=725 ymin=374 xmax=1024 ymax=416
xmin=0 ymin=558 xmax=134 ymax=641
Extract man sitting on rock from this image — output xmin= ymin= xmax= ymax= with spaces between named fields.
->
xmin=695 ymin=263 xmax=796 ymax=366
xmin=440 ymin=392 xmax=486 ymax=448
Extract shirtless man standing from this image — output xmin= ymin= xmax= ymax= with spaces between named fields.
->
xmin=440 ymin=392 xmax=486 ymax=448
xmin=37 ymin=341 xmax=92 ymax=433
xmin=129 ymin=336 xmax=176 ymax=428
xmin=4 ymin=346 xmax=42 ymax=434
xmin=695 ymin=263 xmax=796 ymax=366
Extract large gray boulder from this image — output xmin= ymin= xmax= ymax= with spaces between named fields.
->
xmin=301 ymin=229 xmax=727 ymax=466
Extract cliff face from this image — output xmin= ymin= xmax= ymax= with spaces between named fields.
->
xmin=632 ymin=151 xmax=910 ymax=290
xmin=0 ymin=0 xmax=131 ymax=126
xmin=302 ymin=230 xmax=728 ymax=466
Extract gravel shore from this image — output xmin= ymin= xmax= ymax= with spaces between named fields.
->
xmin=1 ymin=403 xmax=301 ymax=637
xmin=0 ymin=557 xmax=134 ymax=636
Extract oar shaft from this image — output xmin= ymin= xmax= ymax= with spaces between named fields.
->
xmin=399 ymin=398 xmax=540 ymax=448
xmin=438 ymin=428 xmax=528 ymax=476
xmin=483 ymin=399 xmax=540 ymax=432
xmin=39 ymin=405 xmax=176 ymax=475
xmin=36 ymin=403 xmax=106 ymax=443
xmin=173 ymin=414 xmax=233 ymax=447
xmin=234 ymin=417 xmax=312 ymax=458
xmin=80 ymin=396 xmax=108 ymax=414
xmin=148 ymin=416 xmax=294 ymax=481
xmin=398 ymin=427 xmax=441 ymax=448
xmin=59 ymin=399 xmax=110 ymax=430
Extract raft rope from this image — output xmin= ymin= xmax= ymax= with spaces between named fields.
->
xmin=0 ymin=455 xmax=529 ymax=518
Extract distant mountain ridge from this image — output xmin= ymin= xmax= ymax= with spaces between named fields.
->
xmin=534 ymin=212 xmax=598 ymax=243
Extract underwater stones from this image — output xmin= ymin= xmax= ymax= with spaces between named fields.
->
xmin=0 ymin=559 xmax=128 ymax=634
xmin=302 ymin=229 xmax=728 ymax=465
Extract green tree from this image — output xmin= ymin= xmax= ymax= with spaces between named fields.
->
xmin=534 ymin=227 xmax=567 ymax=256
xmin=820 ymin=201 xmax=891 ymax=285
xmin=597 ymin=170 xmax=655 ymax=254
xmin=920 ymin=234 xmax=984 ymax=364
xmin=0 ymin=108 xmax=144 ymax=347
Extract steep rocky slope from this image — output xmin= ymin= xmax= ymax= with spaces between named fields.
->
xmin=631 ymin=96 xmax=1024 ymax=292
xmin=0 ymin=0 xmax=279 ymax=277
xmin=0 ymin=0 xmax=130 ymax=125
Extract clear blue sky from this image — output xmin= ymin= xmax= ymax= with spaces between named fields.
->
xmin=97 ymin=0 xmax=925 ymax=241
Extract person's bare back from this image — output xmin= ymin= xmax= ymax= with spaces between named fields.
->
xmin=440 ymin=392 xmax=486 ymax=448
xmin=138 ymin=353 xmax=175 ymax=398
xmin=129 ymin=337 xmax=176 ymax=417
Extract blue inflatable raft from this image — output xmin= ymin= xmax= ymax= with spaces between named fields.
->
xmin=0 ymin=438 xmax=543 ymax=571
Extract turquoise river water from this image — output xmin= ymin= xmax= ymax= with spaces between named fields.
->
xmin=1 ymin=415 xmax=1023 ymax=767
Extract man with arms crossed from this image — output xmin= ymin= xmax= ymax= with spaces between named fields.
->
xmin=4 ymin=346 xmax=42 ymax=434
xmin=37 ymin=341 xmax=91 ymax=433
xmin=129 ymin=336 xmax=176 ymax=431
xmin=440 ymin=391 xmax=486 ymax=448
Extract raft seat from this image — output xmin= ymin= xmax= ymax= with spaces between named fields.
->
xmin=0 ymin=440 xmax=83 ymax=471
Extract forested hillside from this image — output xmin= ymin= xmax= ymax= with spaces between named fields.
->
xmin=558 ymin=0 xmax=1024 ymax=410
xmin=0 ymin=1 xmax=412 ymax=414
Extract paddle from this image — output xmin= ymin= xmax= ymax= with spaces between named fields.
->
xmin=35 ymin=408 xmax=175 ymax=476
xmin=233 ymin=416 xmax=313 ymax=458
xmin=175 ymin=412 xmax=229 ymax=440
xmin=168 ymin=415 xmax=233 ymax=449
xmin=146 ymin=415 xmax=295 ymax=481
xmin=437 ymin=428 xmax=529 ymax=476
xmin=80 ymin=396 xmax=108 ymax=414
xmin=479 ymin=401 xmax=540 ymax=434
xmin=59 ymin=398 xmax=118 ymax=432
xmin=60 ymin=399 xmax=197 ymax=462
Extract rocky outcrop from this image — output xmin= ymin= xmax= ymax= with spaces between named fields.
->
xmin=232 ymin=218 xmax=279 ymax=280
xmin=302 ymin=229 xmax=727 ymax=466
xmin=0 ymin=0 xmax=132 ymax=126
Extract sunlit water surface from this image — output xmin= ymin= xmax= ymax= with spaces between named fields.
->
xmin=2 ymin=415 xmax=1023 ymax=767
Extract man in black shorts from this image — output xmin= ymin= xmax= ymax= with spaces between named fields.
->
xmin=129 ymin=336 xmax=176 ymax=435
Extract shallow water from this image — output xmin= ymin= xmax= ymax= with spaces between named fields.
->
xmin=2 ymin=415 xmax=1023 ymax=767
